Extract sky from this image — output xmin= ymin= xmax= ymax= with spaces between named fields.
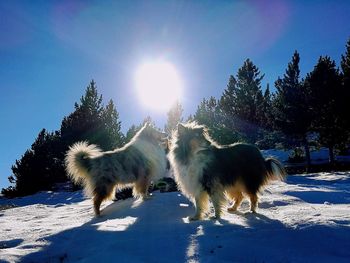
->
xmin=1 ymin=0 xmax=350 ymax=190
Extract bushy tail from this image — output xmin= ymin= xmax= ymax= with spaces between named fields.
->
xmin=65 ymin=142 xmax=101 ymax=189
xmin=264 ymin=157 xmax=287 ymax=181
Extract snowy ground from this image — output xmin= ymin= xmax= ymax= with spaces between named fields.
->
xmin=262 ymin=147 xmax=350 ymax=164
xmin=1 ymin=172 xmax=350 ymax=263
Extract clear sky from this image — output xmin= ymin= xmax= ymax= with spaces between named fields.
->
xmin=1 ymin=0 xmax=350 ymax=190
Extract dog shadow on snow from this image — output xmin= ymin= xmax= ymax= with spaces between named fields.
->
xmin=20 ymin=192 xmax=194 ymax=262
xmin=20 ymin=192 xmax=350 ymax=263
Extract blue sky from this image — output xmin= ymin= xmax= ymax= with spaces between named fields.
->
xmin=1 ymin=0 xmax=350 ymax=190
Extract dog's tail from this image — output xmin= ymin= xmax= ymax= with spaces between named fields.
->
xmin=65 ymin=142 xmax=101 ymax=193
xmin=264 ymin=157 xmax=287 ymax=182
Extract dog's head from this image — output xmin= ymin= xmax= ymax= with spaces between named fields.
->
xmin=174 ymin=122 xmax=211 ymax=154
xmin=139 ymin=123 xmax=168 ymax=148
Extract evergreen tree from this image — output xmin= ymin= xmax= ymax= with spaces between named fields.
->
xmin=2 ymin=129 xmax=63 ymax=197
xmin=164 ymin=101 xmax=184 ymax=135
xmin=2 ymin=80 xmax=125 ymax=197
xmin=256 ymin=84 xmax=273 ymax=129
xmin=186 ymin=114 xmax=194 ymax=122
xmin=102 ymin=99 xmax=125 ymax=148
xmin=124 ymin=116 xmax=158 ymax=144
xmin=341 ymin=38 xmax=350 ymax=87
xmin=125 ymin=124 xmax=140 ymax=144
xmin=253 ymin=84 xmax=280 ymax=149
xmin=60 ymin=80 xmax=106 ymax=148
xmin=219 ymin=59 xmax=265 ymax=142
xmin=305 ymin=56 xmax=346 ymax=163
xmin=194 ymin=97 xmax=240 ymax=144
xmin=60 ymin=80 xmax=123 ymax=151
xmin=340 ymin=38 xmax=350 ymax=142
xmin=219 ymin=75 xmax=237 ymax=117
xmin=273 ymin=51 xmax=312 ymax=167
xmin=195 ymin=97 xmax=218 ymax=126
xmin=235 ymin=59 xmax=264 ymax=124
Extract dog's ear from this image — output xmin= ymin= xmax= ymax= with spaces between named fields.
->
xmin=177 ymin=123 xmax=186 ymax=135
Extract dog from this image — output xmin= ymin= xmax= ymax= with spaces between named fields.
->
xmin=168 ymin=122 xmax=286 ymax=220
xmin=65 ymin=123 xmax=167 ymax=216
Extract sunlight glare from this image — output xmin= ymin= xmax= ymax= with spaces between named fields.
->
xmin=93 ymin=216 xmax=137 ymax=232
xmin=135 ymin=60 xmax=182 ymax=111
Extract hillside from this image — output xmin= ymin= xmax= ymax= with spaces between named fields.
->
xmin=1 ymin=172 xmax=350 ymax=263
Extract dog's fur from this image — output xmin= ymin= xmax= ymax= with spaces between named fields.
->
xmin=168 ymin=122 xmax=286 ymax=220
xmin=65 ymin=124 xmax=167 ymax=216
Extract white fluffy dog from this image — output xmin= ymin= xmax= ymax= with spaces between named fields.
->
xmin=65 ymin=124 xmax=167 ymax=216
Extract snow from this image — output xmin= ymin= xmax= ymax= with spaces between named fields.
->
xmin=1 ymin=172 xmax=350 ymax=263
xmin=261 ymin=148 xmax=291 ymax=163
xmin=261 ymin=147 xmax=350 ymax=164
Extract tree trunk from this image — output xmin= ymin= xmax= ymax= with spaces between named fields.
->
xmin=303 ymin=136 xmax=311 ymax=173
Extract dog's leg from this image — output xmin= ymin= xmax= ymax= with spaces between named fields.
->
xmin=93 ymin=182 xmax=114 ymax=216
xmin=210 ymin=191 xmax=225 ymax=219
xmin=134 ymin=168 xmax=151 ymax=200
xmin=227 ymin=191 xmax=243 ymax=212
xmin=93 ymin=195 xmax=103 ymax=216
xmin=190 ymin=191 xmax=209 ymax=221
xmin=248 ymin=192 xmax=258 ymax=213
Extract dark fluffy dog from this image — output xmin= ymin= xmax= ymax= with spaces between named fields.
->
xmin=65 ymin=124 xmax=167 ymax=216
xmin=168 ymin=122 xmax=286 ymax=220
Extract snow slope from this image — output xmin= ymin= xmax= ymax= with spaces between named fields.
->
xmin=262 ymin=147 xmax=350 ymax=164
xmin=1 ymin=172 xmax=350 ymax=263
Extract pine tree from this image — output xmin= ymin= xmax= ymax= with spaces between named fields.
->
xmin=2 ymin=80 xmax=126 ymax=197
xmin=195 ymin=97 xmax=218 ymax=126
xmin=125 ymin=124 xmax=140 ymax=144
xmin=253 ymin=84 xmax=280 ymax=149
xmin=186 ymin=114 xmax=194 ymax=122
xmin=60 ymin=80 xmax=123 ymax=151
xmin=341 ymin=38 xmax=350 ymax=86
xmin=2 ymin=129 xmax=62 ymax=196
xmin=194 ymin=97 xmax=240 ymax=144
xmin=124 ymin=116 xmax=159 ymax=144
xmin=164 ymin=101 xmax=184 ymax=135
xmin=219 ymin=59 xmax=265 ymax=143
xmin=257 ymin=84 xmax=273 ymax=129
xmin=60 ymin=81 xmax=103 ymax=146
xmin=305 ymin=56 xmax=345 ymax=164
xmin=235 ymin=59 xmax=264 ymax=123
xmin=340 ymin=38 xmax=350 ymax=142
xmin=273 ymin=51 xmax=312 ymax=167
xmin=102 ymin=99 xmax=125 ymax=148
xmin=219 ymin=75 xmax=237 ymax=117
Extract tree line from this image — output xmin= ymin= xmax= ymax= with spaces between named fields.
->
xmin=2 ymin=80 xmax=125 ymax=197
xmin=192 ymin=40 xmax=350 ymax=169
xmin=2 ymin=39 xmax=350 ymax=197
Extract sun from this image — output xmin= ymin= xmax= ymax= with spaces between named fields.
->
xmin=135 ymin=60 xmax=182 ymax=111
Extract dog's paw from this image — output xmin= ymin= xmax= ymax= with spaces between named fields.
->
xmin=209 ymin=215 xmax=221 ymax=220
xmin=244 ymin=210 xmax=258 ymax=216
xmin=227 ymin=207 xmax=237 ymax=212
xmin=189 ymin=215 xmax=201 ymax=221
xmin=141 ymin=195 xmax=153 ymax=201
xmin=94 ymin=213 xmax=103 ymax=219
